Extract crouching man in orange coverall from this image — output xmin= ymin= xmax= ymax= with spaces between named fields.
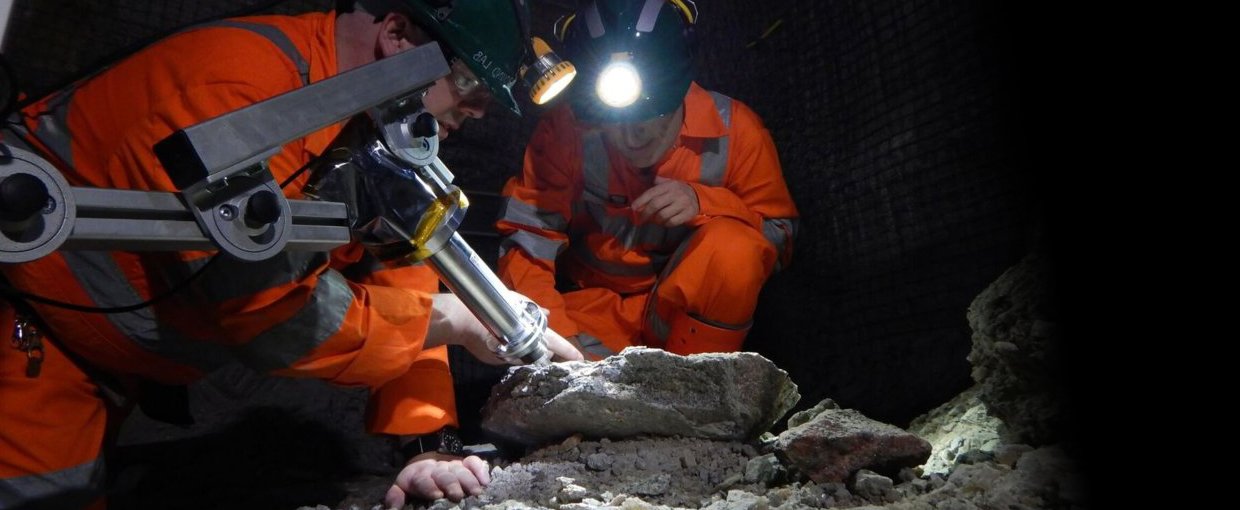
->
xmin=0 ymin=1 xmax=581 ymax=508
xmin=497 ymin=0 xmax=799 ymax=360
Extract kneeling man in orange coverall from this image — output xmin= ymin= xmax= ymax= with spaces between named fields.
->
xmin=497 ymin=0 xmax=799 ymax=359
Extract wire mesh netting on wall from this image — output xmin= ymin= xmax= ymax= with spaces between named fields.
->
xmin=686 ymin=0 xmax=1045 ymax=425
xmin=2 ymin=0 xmax=1052 ymax=435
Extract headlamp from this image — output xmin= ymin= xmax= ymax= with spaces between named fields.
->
xmin=595 ymin=54 xmax=641 ymax=109
xmin=520 ymin=37 xmax=576 ymax=105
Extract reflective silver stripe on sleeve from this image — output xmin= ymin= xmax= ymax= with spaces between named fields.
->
xmin=499 ymin=197 xmax=569 ymax=231
xmin=0 ymin=458 xmax=105 ymax=510
xmin=34 ymin=90 xmax=77 ymax=167
xmin=582 ymin=201 xmax=630 ymax=239
xmin=699 ymin=92 xmax=734 ymax=187
xmin=195 ymin=20 xmax=310 ymax=85
xmin=642 ymin=224 xmax=699 ymax=341
xmin=762 ymin=217 xmax=797 ymax=253
xmin=709 ymin=91 xmax=734 ymax=129
xmin=574 ymin=332 xmax=617 ymax=358
xmin=235 ymin=269 xmax=353 ymax=372
xmin=582 ymin=201 xmax=689 ymax=251
xmin=62 ymin=250 xmax=348 ymax=372
xmin=647 ymin=308 xmax=671 ymax=342
xmin=62 ymin=251 xmax=232 ymax=370
xmin=581 ymin=132 xmax=611 ymax=201
xmin=500 ymin=230 xmax=566 ymax=261
xmin=156 ymin=252 xmax=328 ymax=303
xmin=2 ymin=115 xmax=36 ymax=152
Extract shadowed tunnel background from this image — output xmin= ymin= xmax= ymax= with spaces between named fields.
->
xmin=2 ymin=1 xmax=1090 ymax=508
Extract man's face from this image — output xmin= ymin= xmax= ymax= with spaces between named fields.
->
xmin=598 ymin=105 xmax=684 ymax=169
xmin=422 ymin=58 xmax=492 ymax=140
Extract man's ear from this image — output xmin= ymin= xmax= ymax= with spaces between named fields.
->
xmin=377 ymin=12 xmax=416 ymax=57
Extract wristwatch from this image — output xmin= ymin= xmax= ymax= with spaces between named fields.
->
xmin=401 ymin=426 xmax=464 ymax=458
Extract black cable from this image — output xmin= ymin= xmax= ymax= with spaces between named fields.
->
xmin=0 ymin=255 xmax=221 ymax=314
xmin=278 ymin=153 xmax=323 ymax=189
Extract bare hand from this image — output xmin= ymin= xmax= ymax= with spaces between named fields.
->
xmin=428 ymin=293 xmax=506 ymax=365
xmin=428 ymin=292 xmax=585 ymax=365
xmin=564 ymin=334 xmax=606 ymax=362
xmin=542 ymin=327 xmax=585 ymax=362
xmin=524 ymin=300 xmax=584 ymax=363
xmin=384 ymin=452 xmax=491 ymax=507
xmin=631 ymin=177 xmax=699 ymax=227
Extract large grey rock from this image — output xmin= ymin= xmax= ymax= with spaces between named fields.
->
xmin=774 ymin=400 xmax=932 ymax=483
xmin=907 ymin=384 xmax=1002 ymax=475
xmin=482 ymin=347 xmax=800 ymax=446
xmin=967 ymin=253 xmax=1064 ymax=445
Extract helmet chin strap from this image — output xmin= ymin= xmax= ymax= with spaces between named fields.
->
xmin=510 ymin=0 xmax=535 ymax=70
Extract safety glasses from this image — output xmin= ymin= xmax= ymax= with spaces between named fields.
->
xmin=448 ymin=58 xmax=492 ymax=105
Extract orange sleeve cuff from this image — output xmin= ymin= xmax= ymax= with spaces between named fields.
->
xmin=366 ymin=345 xmax=458 ymax=436
xmin=688 ymin=183 xmax=763 ymax=229
xmin=274 ymin=283 xmax=431 ymax=388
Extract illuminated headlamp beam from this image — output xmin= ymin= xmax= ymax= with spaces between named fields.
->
xmin=596 ymin=58 xmax=641 ymax=108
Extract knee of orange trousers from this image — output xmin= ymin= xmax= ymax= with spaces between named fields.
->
xmin=656 ymin=217 xmax=777 ymax=325
xmin=563 ymin=287 xmax=649 ymax=355
xmin=365 ymin=345 xmax=458 ymax=436
xmin=1 ymin=317 xmax=109 ymax=508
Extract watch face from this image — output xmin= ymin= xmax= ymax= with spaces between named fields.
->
xmin=439 ymin=428 xmax=464 ymax=455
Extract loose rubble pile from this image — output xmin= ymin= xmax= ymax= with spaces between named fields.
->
xmin=302 ymin=255 xmax=1084 ymax=510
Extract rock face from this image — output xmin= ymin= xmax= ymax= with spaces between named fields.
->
xmin=774 ymin=399 xmax=931 ymax=483
xmin=481 ymin=347 xmax=800 ymax=446
xmin=966 ymin=253 xmax=1064 ymax=445
xmin=907 ymin=384 xmax=1002 ymax=475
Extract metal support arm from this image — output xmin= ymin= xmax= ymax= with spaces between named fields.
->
xmin=0 ymin=145 xmax=350 ymax=262
xmin=0 ymin=41 xmax=552 ymax=365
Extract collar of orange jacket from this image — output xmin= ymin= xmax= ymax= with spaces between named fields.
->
xmin=678 ymin=82 xmax=729 ymax=139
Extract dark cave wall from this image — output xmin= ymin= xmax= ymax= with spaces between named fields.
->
xmin=686 ymin=0 xmax=1044 ymax=424
xmin=3 ymin=0 xmax=1048 ymax=432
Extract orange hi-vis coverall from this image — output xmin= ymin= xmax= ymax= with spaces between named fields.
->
xmin=0 ymin=13 xmax=456 ymax=509
xmin=497 ymin=82 xmax=798 ymax=359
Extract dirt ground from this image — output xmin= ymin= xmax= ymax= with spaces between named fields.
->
xmin=313 ymin=434 xmax=1083 ymax=510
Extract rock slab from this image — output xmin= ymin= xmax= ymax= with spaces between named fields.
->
xmin=482 ymin=347 xmax=800 ymax=446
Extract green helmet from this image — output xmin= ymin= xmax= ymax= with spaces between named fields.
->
xmin=558 ymin=0 xmax=696 ymax=123
xmin=397 ymin=0 xmax=530 ymax=114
